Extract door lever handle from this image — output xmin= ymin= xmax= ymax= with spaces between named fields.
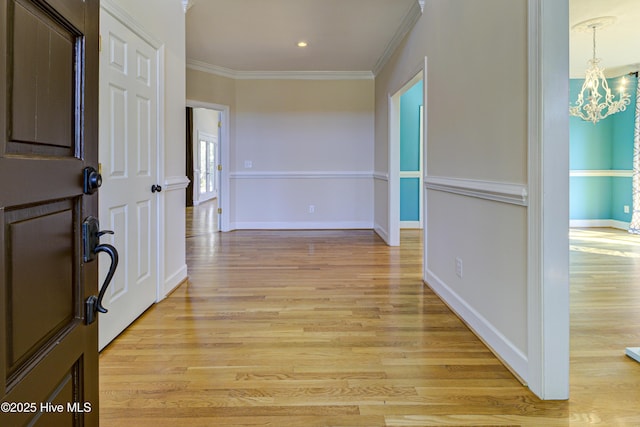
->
xmin=85 ymin=242 xmax=119 ymax=325
xmin=82 ymin=216 xmax=120 ymax=324
xmin=92 ymin=243 xmax=119 ymax=314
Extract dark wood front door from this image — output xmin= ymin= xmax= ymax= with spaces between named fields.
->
xmin=0 ymin=0 xmax=100 ymax=425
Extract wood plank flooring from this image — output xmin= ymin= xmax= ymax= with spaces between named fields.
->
xmin=568 ymin=228 xmax=640 ymax=425
xmin=99 ymin=203 xmax=640 ymax=426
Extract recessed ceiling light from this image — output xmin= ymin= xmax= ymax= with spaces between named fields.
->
xmin=297 ymin=41 xmax=308 ymax=48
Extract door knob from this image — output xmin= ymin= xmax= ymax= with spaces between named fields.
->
xmin=83 ymin=167 xmax=102 ymax=195
xmin=151 ymin=184 xmax=162 ymax=193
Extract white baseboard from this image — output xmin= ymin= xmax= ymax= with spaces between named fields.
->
xmin=161 ymin=264 xmax=188 ymax=300
xmin=424 ymin=269 xmax=528 ymax=383
xmin=570 ymin=219 xmax=630 ymax=230
xmin=193 ymin=196 xmax=216 ymax=206
xmin=400 ymin=221 xmax=422 ymax=229
xmin=231 ymin=221 xmax=373 ymax=230
xmin=374 ymin=224 xmax=390 ymax=244
xmin=626 ymin=347 xmax=640 ymax=363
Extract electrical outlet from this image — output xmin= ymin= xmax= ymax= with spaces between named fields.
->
xmin=455 ymin=257 xmax=463 ymax=278
xmin=624 ymin=205 xmax=630 ymax=214
xmin=308 ymin=205 xmax=315 ymax=214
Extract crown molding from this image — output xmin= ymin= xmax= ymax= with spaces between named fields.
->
xmin=187 ymin=60 xmax=237 ymax=79
xmin=182 ymin=0 xmax=194 ymax=13
xmin=234 ymin=70 xmax=374 ymax=81
xmin=372 ymin=0 xmax=423 ymax=76
xmin=187 ymin=59 xmax=374 ymax=81
xmin=603 ymin=64 xmax=640 ymax=78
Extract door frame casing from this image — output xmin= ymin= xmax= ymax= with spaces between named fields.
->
xmin=100 ymin=0 xmax=166 ymax=304
xmin=526 ymin=0 xmax=570 ymax=399
xmin=186 ymin=100 xmax=230 ymax=231
xmin=388 ymin=65 xmax=426 ymax=246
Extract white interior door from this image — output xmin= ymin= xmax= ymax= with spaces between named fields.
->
xmin=98 ymin=9 xmax=159 ymax=350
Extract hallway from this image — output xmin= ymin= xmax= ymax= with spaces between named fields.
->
xmin=99 ymin=203 xmax=640 ymax=426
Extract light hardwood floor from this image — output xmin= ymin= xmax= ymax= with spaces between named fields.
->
xmin=99 ymin=203 xmax=640 ymax=426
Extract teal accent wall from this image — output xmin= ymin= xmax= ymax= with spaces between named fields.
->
xmin=400 ymin=178 xmax=420 ymax=221
xmin=400 ymin=80 xmax=423 ymax=222
xmin=569 ymin=75 xmax=636 ymax=223
xmin=569 ymin=80 xmax=612 ymax=170
xmin=612 ymin=177 xmax=633 ymax=222
xmin=570 ymin=176 xmax=611 ymax=219
xmin=400 ymin=81 xmax=423 ymax=172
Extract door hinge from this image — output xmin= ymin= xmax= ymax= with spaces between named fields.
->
xmin=99 ymin=34 xmax=102 ymax=52
xmin=217 ymin=164 xmax=222 ymax=171
xmin=217 ymin=208 xmax=222 ymax=214
xmin=218 ymin=121 xmax=222 ymax=128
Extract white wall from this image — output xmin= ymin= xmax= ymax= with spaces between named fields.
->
xmin=193 ymin=108 xmax=219 ymax=139
xmin=187 ymin=72 xmax=375 ymax=229
xmin=107 ymin=0 xmax=187 ymax=297
xmin=375 ymin=0 xmax=531 ymax=383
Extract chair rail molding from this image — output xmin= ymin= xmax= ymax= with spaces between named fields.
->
xmin=164 ymin=176 xmax=190 ymax=191
xmin=570 ymin=170 xmax=633 ymax=177
xmin=424 ymin=176 xmax=528 ymax=206
xmin=230 ymin=171 xmax=374 ymax=180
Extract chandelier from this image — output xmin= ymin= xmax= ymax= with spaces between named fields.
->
xmin=570 ymin=17 xmax=631 ymax=124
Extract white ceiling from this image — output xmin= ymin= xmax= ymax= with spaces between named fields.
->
xmin=185 ymin=0 xmax=416 ymax=73
xmin=186 ymin=0 xmax=640 ymax=77
xmin=571 ymin=0 xmax=640 ymax=77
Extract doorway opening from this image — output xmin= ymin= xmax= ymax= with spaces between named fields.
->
xmin=388 ymin=66 xmax=425 ymax=246
xmin=194 ymin=115 xmax=219 ymax=205
xmin=568 ymin=72 xmax=640 ymax=363
xmin=186 ymin=101 xmax=230 ymax=232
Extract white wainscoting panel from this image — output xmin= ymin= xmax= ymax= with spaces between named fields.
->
xmin=425 ymin=268 xmax=529 ymax=381
xmin=231 ymin=171 xmax=373 ymax=230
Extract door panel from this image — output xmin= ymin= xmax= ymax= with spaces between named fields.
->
xmin=99 ymin=9 xmax=158 ymax=350
xmin=0 ymin=0 xmax=100 ymax=425
xmin=6 ymin=201 xmax=76 ymax=376
xmin=11 ymin=0 xmax=74 ymax=153
xmin=107 ymin=205 xmax=127 ymax=301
